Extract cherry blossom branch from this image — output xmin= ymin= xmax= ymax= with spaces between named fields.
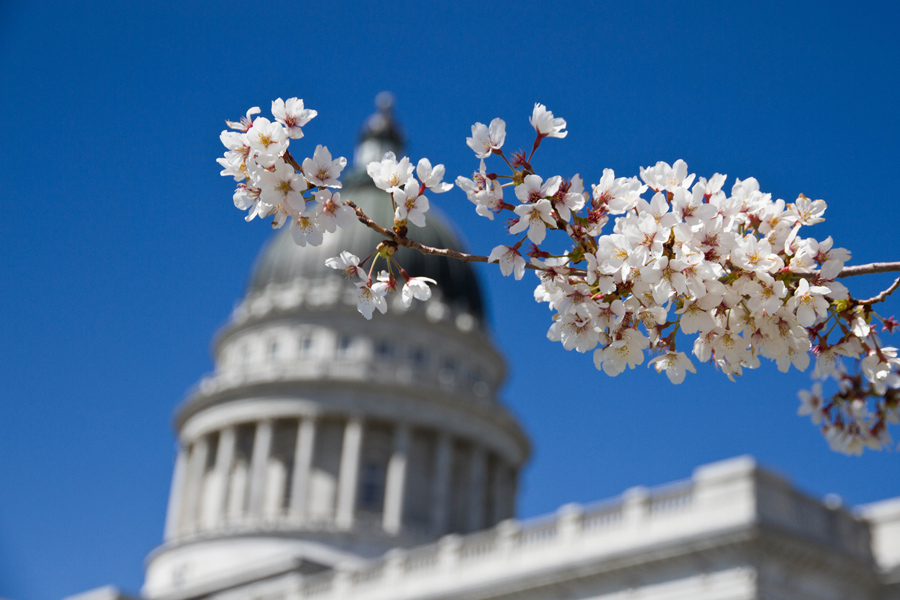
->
xmin=837 ymin=262 xmax=900 ymax=278
xmin=350 ymin=199 xmax=898 ymax=286
xmin=219 ymin=97 xmax=900 ymax=455
xmin=858 ymin=276 xmax=900 ymax=306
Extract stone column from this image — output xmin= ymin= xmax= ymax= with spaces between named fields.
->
xmin=623 ymin=486 xmax=650 ymax=535
xmin=467 ymin=445 xmax=486 ymax=533
xmin=163 ymin=445 xmax=188 ymax=540
xmin=431 ymin=432 xmax=453 ymax=535
xmin=247 ymin=420 xmax=274 ymax=518
xmin=506 ymin=466 xmax=519 ymax=520
xmin=382 ymin=424 xmax=410 ymax=534
xmin=556 ymin=503 xmax=584 ymax=543
xmin=490 ymin=458 xmax=506 ymax=525
xmin=336 ymin=417 xmax=364 ymax=529
xmin=289 ymin=416 xmax=317 ymax=522
xmin=207 ymin=426 xmax=236 ymax=527
xmin=182 ymin=436 xmax=209 ymax=533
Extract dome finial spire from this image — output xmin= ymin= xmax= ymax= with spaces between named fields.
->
xmin=375 ymin=91 xmax=395 ymax=113
xmin=354 ymin=92 xmax=405 ymax=168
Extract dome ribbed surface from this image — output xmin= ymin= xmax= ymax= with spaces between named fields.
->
xmin=247 ymin=173 xmax=485 ymax=321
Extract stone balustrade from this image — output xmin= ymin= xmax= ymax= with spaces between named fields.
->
xmin=239 ymin=457 xmax=870 ymax=600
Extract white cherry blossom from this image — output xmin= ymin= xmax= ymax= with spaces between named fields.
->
xmin=676 ymin=298 xmax=717 ymax=335
xmin=529 ymin=103 xmax=567 ymax=138
xmin=510 ymin=199 xmax=555 ymax=244
xmin=367 ymin=151 xmax=413 ymax=192
xmin=325 ymin=251 xmax=365 ymax=280
xmin=233 ymin=183 xmax=267 ymax=222
xmin=466 ymin=118 xmax=506 ymax=158
xmin=245 ymin=117 xmax=288 ymax=167
xmin=217 ymin=131 xmax=252 ymax=181
xmin=302 ymin=145 xmax=346 ymax=188
xmin=640 ymin=160 xmax=694 ymax=193
xmin=552 ymin=175 xmax=586 ymax=222
xmin=401 ymin=277 xmax=437 ymax=307
xmin=456 ymin=160 xmax=503 ymax=220
xmin=673 ymin=186 xmax=717 ymax=226
xmin=225 ymin=106 xmax=260 ymax=132
xmin=372 ymin=271 xmax=398 ymax=296
xmin=314 ymin=189 xmax=355 ymax=232
xmin=394 ymin=181 xmax=429 ymax=227
xmin=271 ymin=97 xmax=317 ymax=139
xmin=731 ymin=236 xmax=783 ymax=275
xmin=289 ymin=210 xmax=323 ymax=247
xmin=787 ymin=278 xmax=831 ymax=327
xmin=258 ymin=158 xmax=305 ymax=210
xmin=649 ymin=351 xmax=697 ymax=384
xmin=788 ymin=195 xmax=827 ymax=226
xmin=797 ymin=383 xmax=826 ymax=425
xmin=489 ymin=245 xmax=526 ymax=280
xmin=861 ymin=347 xmax=900 ymax=396
xmin=814 ymin=236 xmax=851 ymax=280
xmin=416 ymin=158 xmax=453 ymax=193
xmin=594 ymin=299 xmax=626 ymax=331
xmin=549 ymin=304 xmax=602 ymax=353
xmin=515 ymin=174 xmax=562 ymax=204
xmin=355 ymin=282 xmax=388 ymax=320
xmin=593 ymin=329 xmax=649 ymax=376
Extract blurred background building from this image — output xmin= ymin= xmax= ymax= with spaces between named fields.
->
xmin=69 ymin=99 xmax=900 ymax=600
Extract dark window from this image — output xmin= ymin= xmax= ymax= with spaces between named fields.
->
xmin=375 ymin=340 xmax=394 ymax=359
xmin=337 ymin=334 xmax=354 ymax=357
xmin=299 ymin=332 xmax=313 ymax=354
xmin=411 ymin=347 xmax=429 ymax=367
xmin=359 ymin=462 xmax=386 ymax=511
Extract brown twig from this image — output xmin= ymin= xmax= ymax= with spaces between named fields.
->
xmin=858 ymin=276 xmax=900 ymax=306
xmin=346 ymin=200 xmax=490 ymax=263
xmin=838 ymin=262 xmax=900 ymax=278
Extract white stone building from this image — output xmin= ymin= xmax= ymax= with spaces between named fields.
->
xmin=71 ymin=100 xmax=900 ymax=600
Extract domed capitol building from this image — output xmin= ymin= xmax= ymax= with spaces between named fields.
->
xmin=71 ymin=100 xmax=900 ymax=600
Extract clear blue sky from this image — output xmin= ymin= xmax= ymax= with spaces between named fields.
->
xmin=2 ymin=2 xmax=899 ymax=598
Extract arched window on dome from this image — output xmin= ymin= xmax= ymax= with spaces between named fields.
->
xmin=375 ymin=339 xmax=395 ymax=361
xmin=297 ymin=329 xmax=314 ymax=357
xmin=439 ymin=357 xmax=458 ymax=388
xmin=239 ymin=341 xmax=251 ymax=367
xmin=336 ymin=333 xmax=358 ymax=360
xmin=409 ymin=346 xmax=430 ymax=368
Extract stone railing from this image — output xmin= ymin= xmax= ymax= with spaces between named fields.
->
xmin=754 ymin=468 xmax=873 ymax=558
xmin=256 ymin=457 xmax=872 ymax=600
xmin=169 ymin=510 xmax=439 ymax=551
xmin=187 ymin=357 xmax=494 ymax=407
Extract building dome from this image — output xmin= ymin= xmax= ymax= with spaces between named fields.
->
xmin=144 ymin=97 xmax=529 ymax=600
